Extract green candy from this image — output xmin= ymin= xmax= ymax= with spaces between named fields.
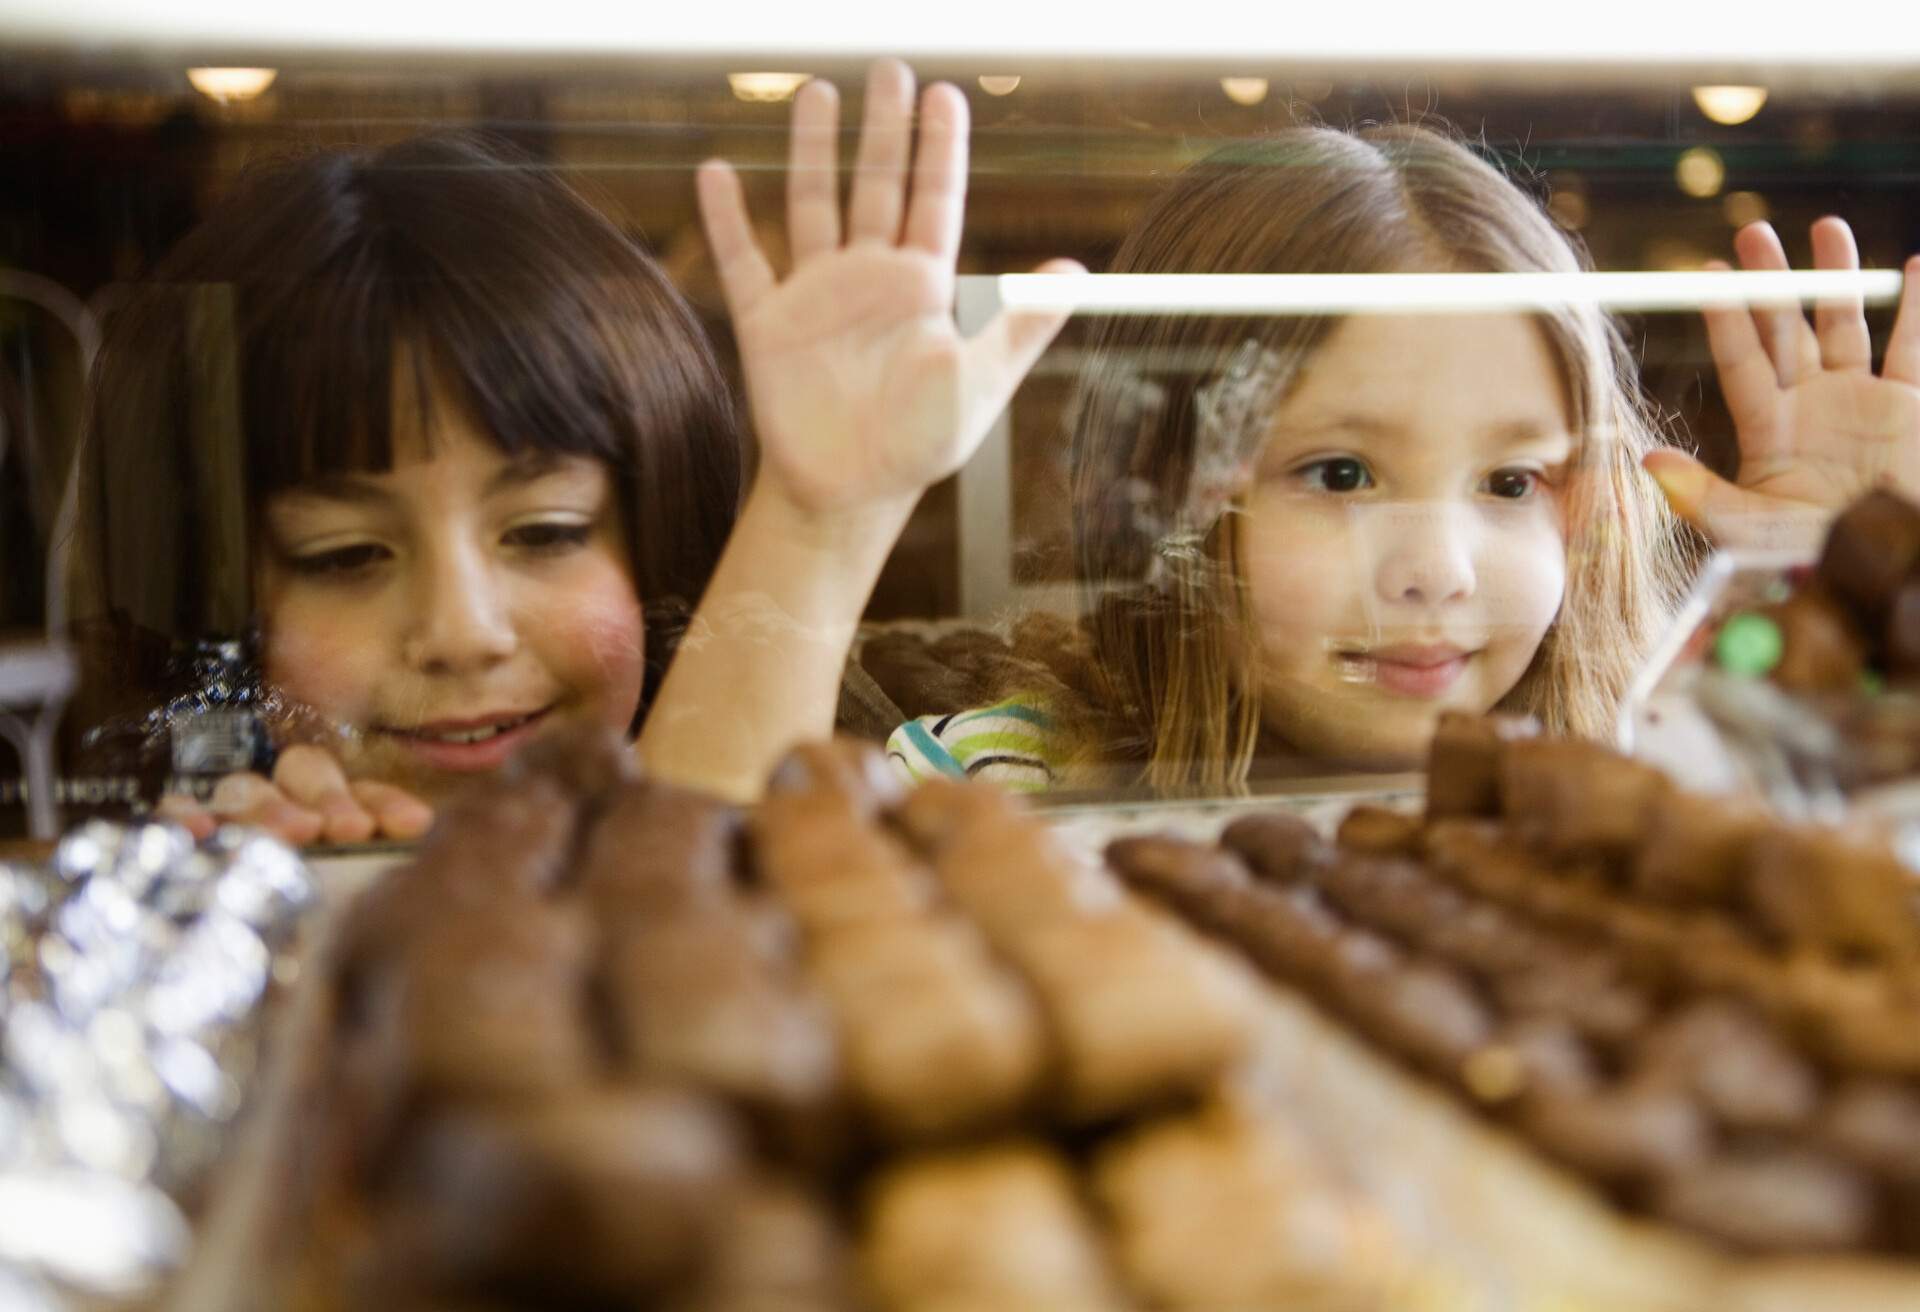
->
xmin=1714 ymin=612 xmax=1784 ymax=677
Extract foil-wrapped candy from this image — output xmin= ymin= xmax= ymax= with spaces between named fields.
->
xmin=0 ymin=821 xmax=317 ymax=1303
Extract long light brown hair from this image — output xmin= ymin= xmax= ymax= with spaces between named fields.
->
xmin=1067 ymin=124 xmax=1693 ymax=791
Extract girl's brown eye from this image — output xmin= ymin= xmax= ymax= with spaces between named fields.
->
xmin=504 ymin=521 xmax=593 ymax=552
xmin=1485 ymin=469 xmax=1539 ymax=500
xmin=1298 ymin=457 xmax=1372 ymax=494
xmin=288 ymin=543 xmax=387 ymax=576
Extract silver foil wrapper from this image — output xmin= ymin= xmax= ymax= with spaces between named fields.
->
xmin=0 ymin=822 xmax=317 ymax=1303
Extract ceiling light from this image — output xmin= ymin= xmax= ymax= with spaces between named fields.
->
xmin=977 ymin=75 xmax=1021 ymax=96
xmin=186 ymin=67 xmax=277 ymax=103
xmin=1220 ymin=77 xmax=1269 ymax=106
xmin=728 ymin=72 xmax=809 ymax=103
xmin=1692 ymin=85 xmax=1768 ymax=126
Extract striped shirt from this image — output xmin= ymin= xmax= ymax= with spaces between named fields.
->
xmin=885 ymin=697 xmax=1062 ymax=792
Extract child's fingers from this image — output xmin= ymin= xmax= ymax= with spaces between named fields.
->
xmin=208 ymin=772 xmax=326 ymax=846
xmin=846 ymin=57 xmax=915 ymax=245
xmin=273 ymin=744 xmax=375 ymax=845
xmin=1732 ymin=221 xmax=1822 ymax=387
xmin=1885 ymin=254 xmax=1920 ymax=387
xmin=1700 ymin=258 xmax=1782 ymax=441
xmin=1642 ymin=448 xmax=1825 ymax=550
xmin=1809 ymin=216 xmax=1871 ymax=374
xmin=786 ymin=77 xmax=842 ymax=263
xmin=902 ymin=81 xmax=968 ymax=266
xmin=959 ymin=258 xmax=1086 ymax=446
xmin=155 ymin=793 xmax=218 ymax=842
xmin=349 ymin=780 xmax=436 ymax=842
xmin=696 ymin=160 xmax=777 ymax=318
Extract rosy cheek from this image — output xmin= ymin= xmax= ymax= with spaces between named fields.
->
xmin=538 ymin=573 xmax=647 ymax=729
xmin=259 ymin=599 xmax=377 ymax=720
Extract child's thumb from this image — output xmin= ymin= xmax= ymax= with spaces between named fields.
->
xmin=1642 ymin=449 xmax=1827 ymax=553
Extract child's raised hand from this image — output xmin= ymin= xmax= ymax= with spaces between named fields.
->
xmin=1645 ymin=218 xmax=1920 ymax=547
xmin=155 ymin=744 xmax=434 ymax=847
xmin=696 ymin=58 xmax=1082 ymax=529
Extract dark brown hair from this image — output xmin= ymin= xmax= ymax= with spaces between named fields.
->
xmin=74 ymin=130 xmax=741 ymax=722
xmin=1069 ymin=125 xmax=1691 ymax=789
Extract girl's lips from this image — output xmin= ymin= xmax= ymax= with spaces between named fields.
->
xmin=1339 ymin=646 xmax=1473 ymax=699
xmin=380 ymin=708 xmax=552 ymax=773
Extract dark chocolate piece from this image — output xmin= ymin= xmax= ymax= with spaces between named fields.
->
xmin=1743 ymin=825 xmax=1920 ymax=961
xmin=1343 ymin=959 xmax=1494 ymax=1073
xmin=1497 ymin=739 xmax=1669 ymax=863
xmin=1761 ymin=585 xmax=1869 ymax=695
xmin=1105 ymin=833 xmax=1250 ymax=920
xmin=1424 ymin=711 xmax=1541 ymax=820
xmin=1816 ymin=487 xmax=1920 ymax=635
xmin=374 ymin=1088 xmax=745 ymax=1299
xmin=1220 ymin=811 xmax=1333 ymax=883
xmin=1630 ymin=790 xmax=1766 ymax=906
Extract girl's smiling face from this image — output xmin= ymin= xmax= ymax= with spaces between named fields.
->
xmin=256 ymin=379 xmax=645 ymax=798
xmin=1236 ymin=311 xmax=1575 ymax=769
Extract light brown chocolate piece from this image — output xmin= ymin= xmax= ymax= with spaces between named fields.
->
xmin=1522 ymin=1080 xmax=1711 ymax=1183
xmin=861 ymin=1144 xmax=1122 ymax=1312
xmin=1635 ymin=999 xmax=1820 ymax=1133
xmin=1761 ymin=584 xmax=1869 ymax=694
xmin=1013 ymin=907 xmax=1255 ymax=1121
xmin=765 ymin=738 xmax=906 ymax=817
xmin=1819 ymin=1078 xmax=1920 ymax=1181
xmin=753 ymin=792 xmax=936 ymax=932
xmin=808 ymin=918 xmax=1044 ymax=1141
xmin=1094 ymin=1099 xmax=1395 ymax=1309
xmin=929 ymin=810 xmax=1125 ymax=947
xmin=1336 ymin=803 xmax=1424 ymax=856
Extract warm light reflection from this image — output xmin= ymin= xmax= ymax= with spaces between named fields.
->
xmin=185 ymin=67 xmax=276 ymax=103
xmin=995 ymin=269 xmax=1906 ymax=315
xmin=727 ymin=72 xmax=809 ymax=103
xmin=1220 ymin=77 xmax=1270 ymax=106
xmin=977 ymin=75 xmax=1021 ymax=96
xmin=1692 ymin=85 xmax=1768 ymax=125
xmin=1723 ymin=190 xmax=1770 ymax=228
xmin=1676 ymin=146 xmax=1727 ymax=198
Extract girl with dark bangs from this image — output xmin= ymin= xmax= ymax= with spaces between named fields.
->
xmin=72 ymin=59 xmax=1076 ymax=840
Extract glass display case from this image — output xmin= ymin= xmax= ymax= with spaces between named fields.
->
xmin=5 ymin=12 xmax=1920 ymax=1309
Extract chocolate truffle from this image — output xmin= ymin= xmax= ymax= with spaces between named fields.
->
xmin=1815 ymin=487 xmax=1920 ymax=636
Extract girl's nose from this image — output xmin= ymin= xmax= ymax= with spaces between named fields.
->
xmin=1360 ymin=501 xmax=1478 ymax=606
xmin=403 ymin=541 xmax=517 ymax=673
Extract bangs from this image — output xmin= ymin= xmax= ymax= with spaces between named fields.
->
xmin=242 ymin=264 xmax=633 ymax=497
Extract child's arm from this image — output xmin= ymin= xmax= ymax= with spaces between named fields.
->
xmin=636 ymin=59 xmax=1080 ymax=801
xmin=155 ymin=744 xmax=434 ymax=845
xmin=1645 ymin=218 xmax=1920 ymax=547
